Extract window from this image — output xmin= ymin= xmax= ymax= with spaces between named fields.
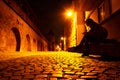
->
xmin=98 ymin=2 xmax=105 ymax=23
xmin=98 ymin=0 xmax=112 ymax=23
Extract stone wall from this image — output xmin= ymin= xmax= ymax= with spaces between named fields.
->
xmin=0 ymin=0 xmax=48 ymax=52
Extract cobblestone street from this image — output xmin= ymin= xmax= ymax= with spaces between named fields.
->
xmin=0 ymin=51 xmax=120 ymax=80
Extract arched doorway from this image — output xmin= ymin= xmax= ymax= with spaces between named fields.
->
xmin=11 ymin=27 xmax=21 ymax=51
xmin=26 ymin=34 xmax=31 ymax=51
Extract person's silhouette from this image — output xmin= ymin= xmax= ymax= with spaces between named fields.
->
xmin=79 ymin=18 xmax=108 ymax=56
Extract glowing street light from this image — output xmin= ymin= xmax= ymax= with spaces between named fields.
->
xmin=67 ymin=11 xmax=73 ymax=16
xmin=60 ymin=37 xmax=66 ymax=51
xmin=61 ymin=37 xmax=64 ymax=40
xmin=65 ymin=9 xmax=73 ymax=18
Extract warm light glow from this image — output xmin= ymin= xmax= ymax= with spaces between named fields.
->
xmin=69 ymin=12 xmax=77 ymax=47
xmin=55 ymin=45 xmax=61 ymax=51
xmin=65 ymin=9 xmax=73 ymax=18
xmin=86 ymin=26 xmax=91 ymax=32
xmin=61 ymin=37 xmax=64 ymax=40
xmin=60 ymin=37 xmax=66 ymax=50
xmin=64 ymin=9 xmax=77 ymax=48
xmin=67 ymin=11 xmax=72 ymax=16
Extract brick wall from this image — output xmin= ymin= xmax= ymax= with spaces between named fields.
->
xmin=0 ymin=0 xmax=48 ymax=52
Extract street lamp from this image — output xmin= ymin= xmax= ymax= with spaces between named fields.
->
xmin=61 ymin=37 xmax=64 ymax=40
xmin=67 ymin=11 xmax=73 ymax=17
xmin=65 ymin=10 xmax=73 ymax=17
xmin=60 ymin=37 xmax=66 ymax=51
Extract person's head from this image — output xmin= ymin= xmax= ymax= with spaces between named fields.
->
xmin=85 ymin=18 xmax=94 ymax=26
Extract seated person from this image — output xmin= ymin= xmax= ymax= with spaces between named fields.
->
xmin=68 ymin=18 xmax=108 ymax=57
xmin=80 ymin=18 xmax=108 ymax=56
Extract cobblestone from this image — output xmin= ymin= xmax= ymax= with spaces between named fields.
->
xmin=0 ymin=51 xmax=120 ymax=80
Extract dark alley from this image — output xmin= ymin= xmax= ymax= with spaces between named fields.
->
xmin=0 ymin=0 xmax=120 ymax=80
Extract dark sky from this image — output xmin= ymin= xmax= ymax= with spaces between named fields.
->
xmin=28 ymin=0 xmax=72 ymax=40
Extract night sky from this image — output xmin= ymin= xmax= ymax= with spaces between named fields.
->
xmin=28 ymin=0 xmax=72 ymax=41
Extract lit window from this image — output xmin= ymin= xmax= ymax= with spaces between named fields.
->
xmin=98 ymin=2 xmax=105 ymax=22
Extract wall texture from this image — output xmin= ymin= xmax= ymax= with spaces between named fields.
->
xmin=0 ymin=0 xmax=48 ymax=52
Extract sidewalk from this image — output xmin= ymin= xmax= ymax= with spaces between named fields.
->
xmin=0 ymin=51 xmax=120 ymax=80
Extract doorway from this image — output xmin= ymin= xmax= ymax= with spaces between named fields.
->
xmin=11 ymin=27 xmax=21 ymax=51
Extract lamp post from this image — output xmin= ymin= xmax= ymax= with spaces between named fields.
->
xmin=60 ymin=37 xmax=66 ymax=51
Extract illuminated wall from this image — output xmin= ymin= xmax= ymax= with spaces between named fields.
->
xmin=111 ymin=0 xmax=120 ymax=13
xmin=0 ymin=0 xmax=48 ymax=52
xmin=69 ymin=12 xmax=77 ymax=47
xmin=76 ymin=11 xmax=86 ymax=46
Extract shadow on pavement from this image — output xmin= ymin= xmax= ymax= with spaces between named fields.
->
xmin=98 ymin=56 xmax=120 ymax=61
xmin=87 ymin=55 xmax=120 ymax=61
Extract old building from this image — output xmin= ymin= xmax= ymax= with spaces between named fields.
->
xmin=76 ymin=0 xmax=120 ymax=42
xmin=0 ymin=0 xmax=48 ymax=52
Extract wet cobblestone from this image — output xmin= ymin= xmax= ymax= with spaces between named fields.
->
xmin=0 ymin=52 xmax=120 ymax=80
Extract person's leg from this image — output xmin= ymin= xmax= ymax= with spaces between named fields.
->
xmin=82 ymin=38 xmax=90 ymax=57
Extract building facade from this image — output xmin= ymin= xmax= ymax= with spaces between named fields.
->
xmin=66 ymin=0 xmax=120 ymax=56
xmin=73 ymin=0 xmax=120 ymax=44
xmin=0 ymin=0 xmax=48 ymax=52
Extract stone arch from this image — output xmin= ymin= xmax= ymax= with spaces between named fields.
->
xmin=11 ymin=27 xmax=21 ymax=51
xmin=26 ymin=34 xmax=31 ymax=51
